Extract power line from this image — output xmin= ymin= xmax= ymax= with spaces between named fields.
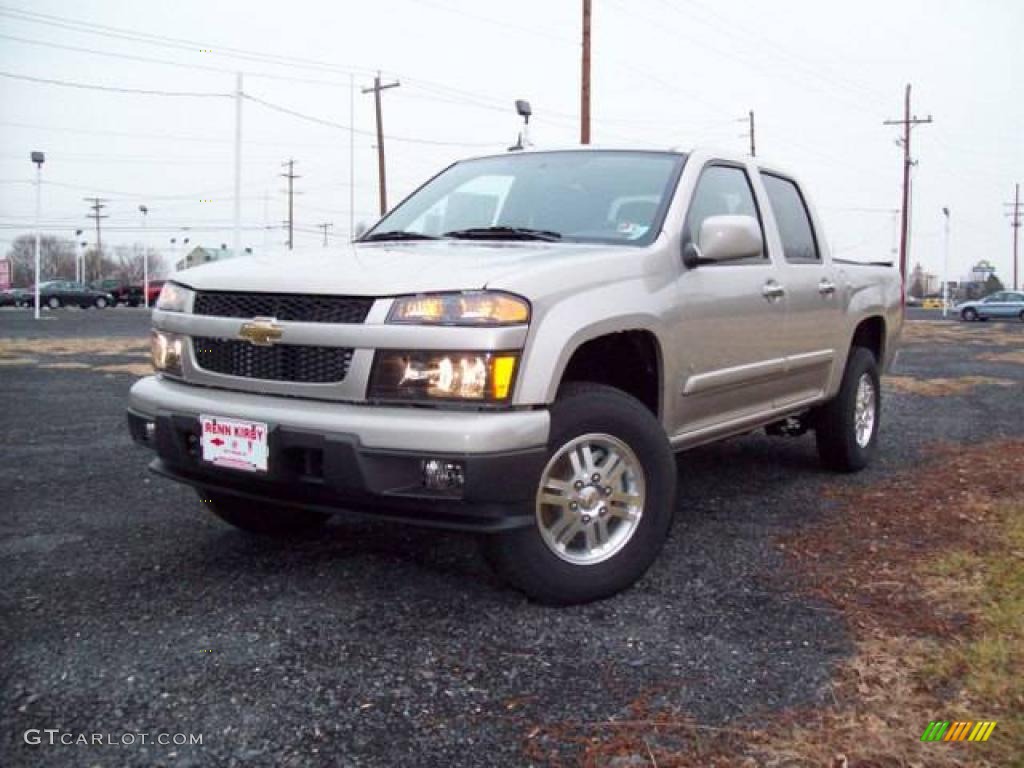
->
xmin=242 ymin=91 xmax=496 ymax=147
xmin=0 ymin=70 xmax=230 ymax=97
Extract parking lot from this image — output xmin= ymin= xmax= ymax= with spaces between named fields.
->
xmin=1 ymin=308 xmax=1022 ymax=766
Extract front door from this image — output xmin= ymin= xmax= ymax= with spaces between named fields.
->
xmin=671 ymin=163 xmax=790 ymax=444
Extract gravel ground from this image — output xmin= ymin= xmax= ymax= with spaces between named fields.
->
xmin=1 ymin=308 xmax=1021 ymax=767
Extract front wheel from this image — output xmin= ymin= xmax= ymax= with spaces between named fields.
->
xmin=814 ymin=347 xmax=880 ymax=473
xmin=961 ymin=307 xmax=977 ymax=322
xmin=485 ymin=383 xmax=676 ymax=605
xmin=94 ymin=296 xmax=108 ymax=308
xmin=201 ymin=490 xmax=330 ymax=536
xmin=46 ymin=296 xmax=61 ymax=309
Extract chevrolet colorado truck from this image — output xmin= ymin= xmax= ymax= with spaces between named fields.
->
xmin=127 ymin=147 xmax=902 ymax=604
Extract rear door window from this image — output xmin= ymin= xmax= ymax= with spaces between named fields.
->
xmin=762 ymin=174 xmax=820 ymax=263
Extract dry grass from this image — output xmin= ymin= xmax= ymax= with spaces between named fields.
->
xmin=0 ymin=356 xmax=37 ymax=366
xmin=901 ymin=321 xmax=1022 ymax=347
xmin=92 ymin=362 xmax=153 ymax=376
xmin=883 ymin=375 xmax=1016 ymax=396
xmin=978 ymin=350 xmax=1024 ymax=365
xmin=0 ymin=337 xmax=148 ymax=358
xmin=523 ymin=443 xmax=1024 ymax=767
xmin=39 ymin=361 xmax=91 ymax=370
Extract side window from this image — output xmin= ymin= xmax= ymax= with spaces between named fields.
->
xmin=683 ymin=165 xmax=764 ymax=263
xmin=762 ymin=174 xmax=820 ymax=263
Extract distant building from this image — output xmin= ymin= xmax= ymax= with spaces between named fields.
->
xmin=175 ymin=245 xmax=241 ymax=272
xmin=908 ymin=262 xmax=940 ymax=296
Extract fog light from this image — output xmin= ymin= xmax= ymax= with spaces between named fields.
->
xmin=422 ymin=459 xmax=465 ymax=491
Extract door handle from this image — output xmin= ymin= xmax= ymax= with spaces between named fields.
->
xmin=818 ymin=279 xmax=837 ymax=296
xmin=762 ymin=281 xmax=786 ymax=300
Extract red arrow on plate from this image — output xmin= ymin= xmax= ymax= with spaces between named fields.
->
xmin=210 ymin=437 xmax=225 ymax=447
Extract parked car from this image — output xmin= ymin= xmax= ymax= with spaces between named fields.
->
xmin=90 ymin=279 xmax=144 ymax=306
xmin=0 ymin=287 xmax=31 ymax=307
xmin=956 ymin=291 xmax=1024 ymax=322
xmin=38 ymin=280 xmax=115 ymax=309
xmin=144 ymin=280 xmax=165 ymax=306
xmin=127 ymin=146 xmax=903 ymax=604
xmin=921 ymin=297 xmax=945 ymax=309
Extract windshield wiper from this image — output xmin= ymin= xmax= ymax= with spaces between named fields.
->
xmin=361 ymin=230 xmax=439 ymax=241
xmin=443 ymin=226 xmax=562 ymax=242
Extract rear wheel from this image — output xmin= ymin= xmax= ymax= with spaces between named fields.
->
xmin=961 ymin=307 xmax=977 ymax=322
xmin=485 ymin=383 xmax=676 ymax=605
xmin=815 ymin=347 xmax=880 ymax=472
xmin=201 ymin=490 xmax=330 ymax=536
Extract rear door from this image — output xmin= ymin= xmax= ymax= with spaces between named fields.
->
xmin=758 ymin=172 xmax=842 ymax=407
xmin=671 ymin=162 xmax=790 ymax=442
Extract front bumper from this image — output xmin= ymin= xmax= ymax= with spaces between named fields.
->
xmin=127 ymin=376 xmax=550 ymax=531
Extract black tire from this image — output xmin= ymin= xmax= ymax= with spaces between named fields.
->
xmin=815 ymin=347 xmax=880 ymax=473
xmin=1019 ymin=310 xmax=1024 ymax=323
xmin=961 ymin=307 xmax=977 ymax=322
xmin=94 ymin=296 xmax=108 ymax=309
xmin=46 ymin=296 xmax=61 ymax=309
xmin=202 ymin=490 xmax=330 ymax=536
xmin=485 ymin=383 xmax=676 ymax=605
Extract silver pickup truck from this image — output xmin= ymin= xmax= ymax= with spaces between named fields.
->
xmin=127 ymin=147 xmax=902 ymax=604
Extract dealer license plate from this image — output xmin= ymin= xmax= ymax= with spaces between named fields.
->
xmin=199 ymin=415 xmax=269 ymax=473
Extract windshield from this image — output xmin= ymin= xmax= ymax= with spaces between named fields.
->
xmin=366 ymin=150 xmax=685 ymax=246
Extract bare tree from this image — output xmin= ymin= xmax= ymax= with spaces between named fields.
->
xmin=4 ymin=234 xmax=77 ymax=286
xmin=110 ymin=243 xmax=167 ymax=283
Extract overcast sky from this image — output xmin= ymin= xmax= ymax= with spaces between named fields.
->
xmin=1 ymin=0 xmax=1022 ymax=283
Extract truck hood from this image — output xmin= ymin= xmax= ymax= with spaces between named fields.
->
xmin=173 ymin=240 xmax=629 ymax=297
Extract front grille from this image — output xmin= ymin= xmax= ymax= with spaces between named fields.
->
xmin=193 ymin=291 xmax=372 ymax=324
xmin=193 ymin=337 xmax=353 ymax=383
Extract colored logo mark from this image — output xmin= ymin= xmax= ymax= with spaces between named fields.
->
xmin=921 ymin=721 xmax=997 ymax=742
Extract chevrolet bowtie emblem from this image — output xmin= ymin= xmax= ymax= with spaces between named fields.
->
xmin=238 ymin=317 xmax=283 ymax=346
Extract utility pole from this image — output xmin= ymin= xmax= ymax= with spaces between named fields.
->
xmin=31 ymin=151 xmax=44 ymax=320
xmin=362 ymin=73 xmax=400 ymax=216
xmin=139 ymin=205 xmax=149 ymax=308
xmin=1004 ymin=183 xmax=1021 ymax=290
xmin=349 ymin=73 xmax=356 ymax=240
xmin=280 ymin=159 xmax=299 ymax=250
xmin=84 ymin=197 xmax=108 ymax=282
xmin=739 ymin=110 xmax=756 ymax=156
xmin=941 ymin=207 xmax=951 ymax=317
xmin=581 ymin=0 xmax=592 ymax=144
xmin=883 ymin=84 xmax=932 ymax=287
xmin=233 ymin=72 xmax=243 ymax=261
xmin=317 ymin=222 xmax=333 ymax=247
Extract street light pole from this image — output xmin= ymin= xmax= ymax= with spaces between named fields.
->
xmin=139 ymin=205 xmax=149 ymax=308
xmin=30 ymin=151 xmax=45 ymax=320
xmin=942 ymin=207 xmax=951 ymax=318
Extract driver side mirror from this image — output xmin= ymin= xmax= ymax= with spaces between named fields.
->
xmin=682 ymin=215 xmax=763 ymax=268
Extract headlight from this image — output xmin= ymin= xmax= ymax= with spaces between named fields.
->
xmin=369 ymin=351 xmax=519 ymax=402
xmin=388 ymin=291 xmax=529 ymax=325
xmin=155 ymin=282 xmax=194 ymax=313
xmin=151 ymin=330 xmax=185 ymax=376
